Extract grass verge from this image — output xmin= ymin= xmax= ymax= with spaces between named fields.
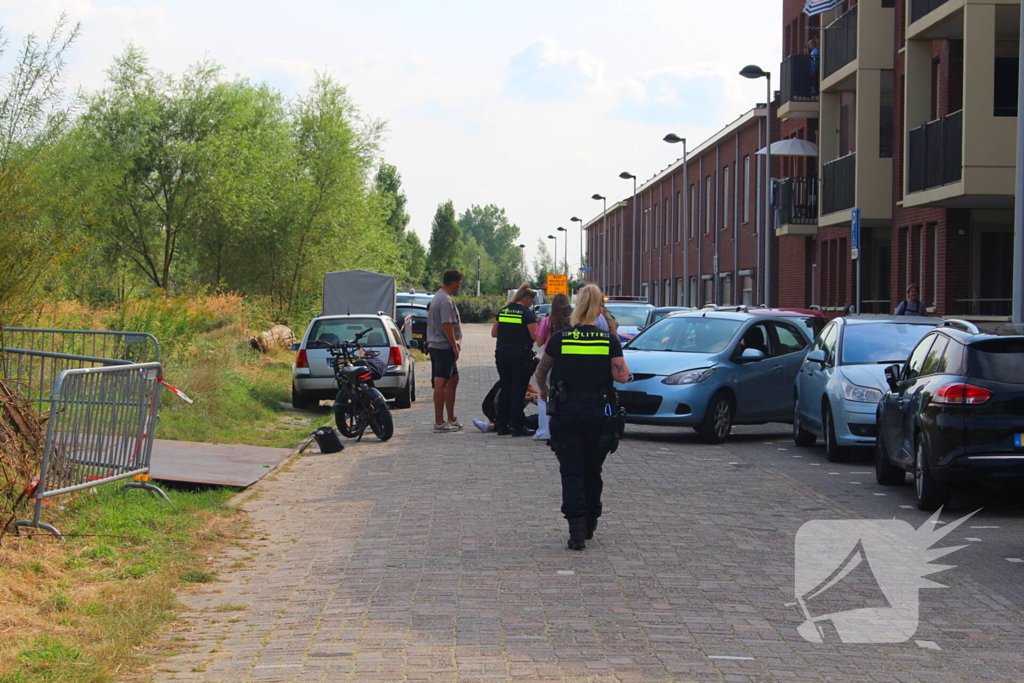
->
xmin=0 ymin=484 xmax=238 ymax=682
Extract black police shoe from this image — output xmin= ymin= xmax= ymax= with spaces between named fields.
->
xmin=495 ymin=426 xmax=511 ymax=435
xmin=510 ymin=427 xmax=536 ymax=437
xmin=567 ymin=517 xmax=587 ymax=550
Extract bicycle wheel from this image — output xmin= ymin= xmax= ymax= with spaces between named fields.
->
xmin=369 ymin=405 xmax=394 ymax=441
xmin=335 ymin=401 xmax=364 ymax=438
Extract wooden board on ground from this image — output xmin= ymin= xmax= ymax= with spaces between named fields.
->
xmin=149 ymin=439 xmax=293 ymax=487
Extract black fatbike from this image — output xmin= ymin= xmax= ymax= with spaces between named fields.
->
xmin=327 ymin=330 xmax=394 ymax=442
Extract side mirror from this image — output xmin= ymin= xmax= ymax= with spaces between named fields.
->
xmin=739 ymin=348 xmax=766 ymax=362
xmin=408 ymin=339 xmax=419 ymax=350
xmin=884 ymin=364 xmax=901 ymax=393
xmin=806 ymin=349 xmax=827 ymax=365
xmin=290 ymin=342 xmax=301 ymax=351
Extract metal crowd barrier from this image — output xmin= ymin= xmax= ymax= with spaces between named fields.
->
xmin=0 ymin=328 xmax=160 ymax=405
xmin=11 ymin=362 xmax=167 ymax=538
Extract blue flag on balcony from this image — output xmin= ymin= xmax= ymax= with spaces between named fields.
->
xmin=804 ymin=0 xmax=842 ymax=15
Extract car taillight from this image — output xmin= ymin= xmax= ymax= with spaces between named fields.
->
xmin=933 ymin=383 xmax=993 ymax=405
xmin=296 ymin=349 xmax=309 ymax=368
xmin=388 ymin=347 xmax=402 ymax=366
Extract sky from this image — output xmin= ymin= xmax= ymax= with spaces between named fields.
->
xmin=0 ymin=0 xmax=781 ymax=274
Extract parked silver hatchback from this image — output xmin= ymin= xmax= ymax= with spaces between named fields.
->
xmin=291 ymin=314 xmax=416 ymax=409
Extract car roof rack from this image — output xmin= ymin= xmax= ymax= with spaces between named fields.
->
xmin=992 ymin=322 xmax=1024 ymax=336
xmin=938 ymin=319 xmax=980 ymax=334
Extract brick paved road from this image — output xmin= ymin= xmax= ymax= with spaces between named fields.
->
xmin=151 ymin=324 xmax=1024 ymax=683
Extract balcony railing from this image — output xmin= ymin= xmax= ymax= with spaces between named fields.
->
xmin=910 ymin=0 xmax=951 ymax=24
xmin=780 ymin=54 xmax=819 ymax=105
xmin=907 ymin=110 xmax=962 ymax=194
xmin=776 ymin=177 xmax=818 ymax=226
xmin=823 ymin=5 xmax=858 ymax=80
xmin=821 ymin=153 xmax=856 ymax=215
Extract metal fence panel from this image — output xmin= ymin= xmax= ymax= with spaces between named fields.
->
xmin=13 ymin=362 xmax=166 ymax=538
xmin=0 ymin=328 xmax=160 ymax=405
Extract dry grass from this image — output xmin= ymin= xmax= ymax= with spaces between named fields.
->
xmin=0 ymin=487 xmax=239 ymax=682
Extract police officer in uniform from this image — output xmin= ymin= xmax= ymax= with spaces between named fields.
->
xmin=491 ymin=283 xmax=540 ymax=436
xmin=535 ymin=284 xmax=631 ymax=550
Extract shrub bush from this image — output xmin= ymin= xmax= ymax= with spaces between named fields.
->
xmin=454 ymin=296 xmax=507 ymax=323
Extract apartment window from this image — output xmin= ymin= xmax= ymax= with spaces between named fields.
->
xmin=995 ymin=56 xmax=1019 ymax=117
xmin=689 ymin=185 xmax=696 ymax=239
xmin=721 ymin=274 xmax=732 ymax=306
xmin=743 ymin=156 xmax=751 ymax=224
xmin=705 ymin=177 xmax=712 ymax=234
xmin=663 ymin=199 xmax=669 ymax=245
xmin=703 ymin=277 xmax=714 ymax=306
xmin=652 ymin=204 xmax=658 ymax=251
xmin=741 ymin=275 xmax=753 ymax=305
xmin=675 ymin=277 xmax=685 ymax=305
xmin=879 ymin=70 xmax=893 ymax=158
xmin=723 ymin=166 xmax=731 ymax=229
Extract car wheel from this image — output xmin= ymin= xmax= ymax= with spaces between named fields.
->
xmin=395 ymin=370 xmax=413 ymax=409
xmin=875 ymin=432 xmax=905 ymax=485
xmin=291 ymin=384 xmax=311 ymax=410
xmin=698 ymin=392 xmax=733 ymax=444
xmin=823 ymin=402 xmax=849 ymax=463
xmin=914 ymin=435 xmax=949 ymax=511
xmin=793 ymin=393 xmax=816 ymax=447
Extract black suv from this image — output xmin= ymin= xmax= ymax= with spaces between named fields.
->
xmin=875 ymin=320 xmax=1024 ymax=510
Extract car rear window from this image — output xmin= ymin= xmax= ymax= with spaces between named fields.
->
xmin=307 ymin=318 xmax=389 ymax=348
xmin=967 ymin=339 xmax=1024 ymax=383
xmin=629 ymin=317 xmax=743 ymax=354
xmin=841 ymin=323 xmax=935 ymax=365
xmin=782 ymin=316 xmax=827 ymax=340
xmin=396 ymin=306 xmax=425 ymax=320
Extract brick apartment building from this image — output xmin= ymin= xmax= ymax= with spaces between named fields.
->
xmin=585 ymin=0 xmax=1019 ymax=319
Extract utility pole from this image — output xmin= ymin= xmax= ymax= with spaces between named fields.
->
xmin=476 ymin=253 xmax=481 ymax=297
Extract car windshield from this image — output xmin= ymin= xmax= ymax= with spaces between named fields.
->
xmin=840 ymin=323 xmax=934 ymax=365
xmin=968 ymin=339 xmax=1024 ymax=383
xmin=605 ymin=305 xmax=651 ymax=326
xmin=628 ymin=317 xmax=743 ymax=354
xmin=397 ymin=294 xmax=433 ymax=307
xmin=308 ymin=318 xmax=389 ymax=348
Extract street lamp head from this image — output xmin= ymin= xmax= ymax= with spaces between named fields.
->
xmin=663 ymin=133 xmax=686 ymax=144
xmin=591 ymin=194 xmax=605 ymax=201
xmin=570 ymin=216 xmax=581 ymax=223
xmin=619 ymin=171 xmax=635 ymax=180
xmin=517 ymin=244 xmax=525 ymax=249
xmin=547 ymin=235 xmax=555 ymax=239
xmin=556 ymin=226 xmax=566 ymax=232
xmin=740 ymin=64 xmax=768 ymax=79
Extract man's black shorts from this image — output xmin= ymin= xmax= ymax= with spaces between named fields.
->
xmin=430 ymin=346 xmax=458 ymax=379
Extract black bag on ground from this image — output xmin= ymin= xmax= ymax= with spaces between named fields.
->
xmin=312 ymin=426 xmax=345 ymax=453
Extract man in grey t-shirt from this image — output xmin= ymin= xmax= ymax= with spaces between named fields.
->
xmin=426 ymin=270 xmax=463 ymax=432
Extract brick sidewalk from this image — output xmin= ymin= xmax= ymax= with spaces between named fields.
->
xmin=150 ymin=324 xmax=1024 ymax=683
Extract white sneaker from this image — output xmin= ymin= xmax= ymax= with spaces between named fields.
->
xmin=448 ymin=419 xmax=464 ymax=431
xmin=433 ymin=422 xmax=456 ymax=433
xmin=472 ymin=418 xmax=489 ymax=434
xmin=533 ymin=430 xmax=550 ymax=440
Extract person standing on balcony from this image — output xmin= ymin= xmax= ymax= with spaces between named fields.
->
xmin=895 ymin=284 xmax=926 ymax=316
xmin=808 ymin=37 xmax=820 ymax=95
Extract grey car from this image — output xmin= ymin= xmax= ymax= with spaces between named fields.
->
xmin=793 ymin=315 xmax=942 ymax=461
xmin=291 ymin=314 xmax=416 ymax=409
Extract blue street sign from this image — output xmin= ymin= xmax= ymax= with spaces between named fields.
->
xmin=851 ymin=207 xmax=861 ymax=260
xmin=579 ymin=267 xmax=593 ymax=271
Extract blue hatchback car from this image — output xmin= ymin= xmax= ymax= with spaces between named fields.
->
xmin=616 ymin=309 xmax=818 ymax=442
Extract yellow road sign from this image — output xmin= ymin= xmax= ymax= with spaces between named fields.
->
xmin=545 ymin=274 xmax=568 ymax=296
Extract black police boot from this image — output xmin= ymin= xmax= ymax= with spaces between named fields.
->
xmin=495 ymin=425 xmax=511 ymax=435
xmin=510 ymin=427 xmax=535 ymax=437
xmin=567 ymin=517 xmax=587 ymax=550
xmin=585 ymin=516 xmax=598 ymax=540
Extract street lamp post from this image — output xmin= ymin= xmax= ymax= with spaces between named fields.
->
xmin=556 ymin=226 xmax=567 ymax=275
xmin=740 ymin=64 xmax=773 ymax=307
xmin=570 ymin=216 xmax=583 ymax=283
xmin=619 ymin=172 xmax=637 ymax=296
xmin=663 ymin=134 xmax=688 ymax=305
xmin=547 ymin=234 xmax=557 ymax=279
xmin=592 ymin=194 xmax=607 ymax=289
xmin=517 ymin=244 xmax=526 ymax=284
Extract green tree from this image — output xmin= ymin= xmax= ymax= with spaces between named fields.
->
xmin=374 ymin=162 xmax=409 ymax=237
xmin=427 ymin=200 xmax=461 ymax=280
xmin=457 ymin=204 xmax=524 ymax=293
xmin=0 ymin=15 xmax=81 ymax=321
xmin=532 ymin=237 xmax=558 ymax=288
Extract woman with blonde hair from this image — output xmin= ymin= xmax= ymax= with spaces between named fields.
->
xmin=535 ymin=284 xmax=631 ymax=550
xmin=491 ymin=282 xmax=540 ymax=436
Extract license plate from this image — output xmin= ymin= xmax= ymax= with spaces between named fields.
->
xmin=1016 ymin=434 xmax=1023 ymax=448
xmin=413 ymin=333 xmax=425 ymax=339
